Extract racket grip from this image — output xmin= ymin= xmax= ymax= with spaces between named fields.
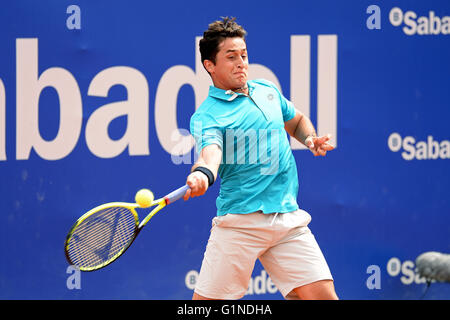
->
xmin=164 ymin=185 xmax=189 ymax=204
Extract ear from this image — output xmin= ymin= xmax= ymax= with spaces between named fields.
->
xmin=203 ymin=59 xmax=215 ymax=74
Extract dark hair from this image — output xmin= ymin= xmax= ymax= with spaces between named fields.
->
xmin=199 ymin=17 xmax=247 ymax=65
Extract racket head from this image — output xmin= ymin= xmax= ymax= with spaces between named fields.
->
xmin=64 ymin=202 xmax=140 ymax=272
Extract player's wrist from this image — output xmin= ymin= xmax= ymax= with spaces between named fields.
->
xmin=193 ymin=166 xmax=215 ymax=187
xmin=304 ymin=134 xmax=316 ymax=147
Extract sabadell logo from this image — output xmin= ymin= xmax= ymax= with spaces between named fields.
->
xmin=387 ymin=133 xmax=450 ymax=160
xmin=389 ymin=7 xmax=450 ymax=36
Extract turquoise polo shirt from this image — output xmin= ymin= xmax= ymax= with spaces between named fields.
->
xmin=190 ymin=79 xmax=300 ymax=216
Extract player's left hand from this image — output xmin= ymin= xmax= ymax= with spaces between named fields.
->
xmin=305 ymin=134 xmax=335 ymax=156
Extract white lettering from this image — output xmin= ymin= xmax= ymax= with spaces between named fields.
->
xmin=5 ymin=35 xmax=339 ymax=162
xmin=389 ymin=133 xmax=450 ymax=160
xmin=400 ymin=260 xmax=415 ymax=285
xmin=366 ymin=265 xmax=381 ymax=289
xmin=415 ymin=141 xmax=427 ymax=160
xmin=248 ymin=63 xmax=282 ymax=89
xmin=16 ymin=38 xmax=82 ymax=160
xmin=0 ymin=78 xmax=5 ymax=160
xmin=440 ymin=140 xmax=450 ymax=158
xmin=66 ymin=265 xmax=81 ymax=289
xmin=401 ymin=136 xmax=416 ymax=160
xmin=221 ymin=304 xmax=271 ymax=315
xmin=290 ymin=35 xmax=338 ymax=149
xmin=386 ymin=257 xmax=437 ymax=286
xmin=403 ymin=11 xmax=417 ymax=36
xmin=66 ymin=5 xmax=81 ymax=30
xmin=416 ymin=16 xmax=429 ymax=35
xmin=430 ymin=11 xmax=441 ymax=35
xmin=290 ymin=35 xmax=310 ymax=150
xmin=177 ymin=304 xmax=211 ymax=317
xmin=428 ymin=135 xmax=440 ymax=159
xmin=392 ymin=8 xmax=450 ymax=36
xmin=245 ymin=269 xmax=279 ymax=296
xmin=154 ymin=37 xmax=209 ymax=157
xmin=443 ymin=17 xmax=450 ymax=34
xmin=366 ymin=5 xmax=381 ymax=30
xmin=317 ymin=35 xmax=338 ymax=148
xmin=254 ymin=270 xmax=267 ymax=294
xmin=86 ymin=66 xmax=149 ymax=158
xmin=386 ymin=257 xmax=401 ymax=277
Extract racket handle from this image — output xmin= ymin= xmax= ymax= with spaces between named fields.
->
xmin=164 ymin=185 xmax=189 ymax=204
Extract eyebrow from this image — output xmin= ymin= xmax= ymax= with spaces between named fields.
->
xmin=225 ymin=48 xmax=247 ymax=53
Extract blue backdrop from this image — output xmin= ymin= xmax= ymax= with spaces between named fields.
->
xmin=0 ymin=0 xmax=449 ymax=299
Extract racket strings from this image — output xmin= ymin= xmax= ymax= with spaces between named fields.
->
xmin=67 ymin=206 xmax=137 ymax=270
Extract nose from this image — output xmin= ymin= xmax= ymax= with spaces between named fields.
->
xmin=236 ymin=56 xmax=246 ymax=69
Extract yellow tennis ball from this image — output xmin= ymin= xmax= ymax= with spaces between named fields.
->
xmin=135 ymin=189 xmax=154 ymax=208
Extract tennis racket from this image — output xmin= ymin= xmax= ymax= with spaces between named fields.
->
xmin=64 ymin=185 xmax=189 ymax=272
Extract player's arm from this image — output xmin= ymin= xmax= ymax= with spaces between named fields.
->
xmin=183 ymin=144 xmax=222 ymax=200
xmin=284 ymin=109 xmax=334 ymax=156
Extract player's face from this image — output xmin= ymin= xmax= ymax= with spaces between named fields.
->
xmin=205 ymin=37 xmax=248 ymax=91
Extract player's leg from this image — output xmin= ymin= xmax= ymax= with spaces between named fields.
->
xmin=193 ymin=213 xmax=269 ymax=300
xmin=192 ymin=292 xmax=216 ymax=300
xmin=293 ymin=279 xmax=338 ymax=300
xmin=259 ymin=209 xmax=336 ymax=300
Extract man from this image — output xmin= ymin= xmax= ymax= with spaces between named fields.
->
xmin=183 ymin=17 xmax=338 ymax=300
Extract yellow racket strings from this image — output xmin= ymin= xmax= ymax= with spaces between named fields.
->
xmin=67 ymin=206 xmax=137 ymax=269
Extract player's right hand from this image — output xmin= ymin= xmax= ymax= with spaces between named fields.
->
xmin=183 ymin=171 xmax=209 ymax=201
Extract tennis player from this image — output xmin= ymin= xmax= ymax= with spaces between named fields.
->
xmin=183 ymin=17 xmax=338 ymax=300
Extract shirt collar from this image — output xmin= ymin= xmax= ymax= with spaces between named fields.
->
xmin=208 ymin=81 xmax=254 ymax=102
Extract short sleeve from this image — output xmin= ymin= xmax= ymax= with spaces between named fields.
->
xmin=190 ymin=112 xmax=223 ymax=154
xmin=272 ymin=85 xmax=296 ymax=122
xmin=253 ymin=79 xmax=296 ymax=122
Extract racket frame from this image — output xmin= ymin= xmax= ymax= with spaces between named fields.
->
xmin=65 ymin=197 xmax=166 ymax=272
xmin=64 ymin=185 xmax=188 ymax=271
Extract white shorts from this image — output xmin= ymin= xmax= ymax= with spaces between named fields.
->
xmin=194 ymin=209 xmax=333 ymax=300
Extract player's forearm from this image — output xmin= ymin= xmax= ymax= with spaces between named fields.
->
xmin=184 ymin=144 xmax=222 ymax=200
xmin=191 ymin=144 xmax=222 ymax=180
xmin=293 ymin=114 xmax=317 ymax=146
xmin=285 ymin=111 xmax=317 ymax=146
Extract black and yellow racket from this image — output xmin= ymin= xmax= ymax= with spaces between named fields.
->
xmin=64 ymin=185 xmax=189 ymax=271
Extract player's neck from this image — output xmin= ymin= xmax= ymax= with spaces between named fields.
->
xmin=233 ymin=86 xmax=249 ymax=95
xmin=212 ymin=80 xmax=249 ymax=96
